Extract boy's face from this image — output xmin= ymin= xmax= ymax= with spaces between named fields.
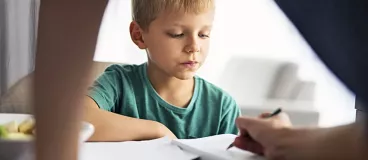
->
xmin=130 ymin=8 xmax=215 ymax=80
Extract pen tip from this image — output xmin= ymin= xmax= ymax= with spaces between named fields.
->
xmin=226 ymin=144 xmax=233 ymax=150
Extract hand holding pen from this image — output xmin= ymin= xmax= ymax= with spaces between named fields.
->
xmin=227 ymin=108 xmax=292 ymax=155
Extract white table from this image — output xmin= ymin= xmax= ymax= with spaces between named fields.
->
xmin=0 ymin=114 xmax=259 ymax=160
xmin=79 ymin=138 xmax=197 ymax=160
xmin=0 ymin=114 xmax=196 ymax=160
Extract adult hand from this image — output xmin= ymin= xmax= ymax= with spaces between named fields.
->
xmin=234 ymin=112 xmax=292 ymax=156
xmin=234 ymin=113 xmax=368 ymax=160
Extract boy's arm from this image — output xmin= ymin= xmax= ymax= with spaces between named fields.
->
xmin=83 ymin=96 xmax=177 ymax=141
xmin=84 ymin=65 xmax=176 ymax=141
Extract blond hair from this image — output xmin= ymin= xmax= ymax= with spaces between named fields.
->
xmin=132 ymin=0 xmax=215 ymax=30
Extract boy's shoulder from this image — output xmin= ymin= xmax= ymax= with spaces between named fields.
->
xmin=195 ymin=76 xmax=239 ymax=115
xmin=104 ymin=63 xmax=142 ymax=73
xmin=94 ymin=63 xmax=145 ymax=84
xmin=195 ymin=76 xmax=235 ymax=103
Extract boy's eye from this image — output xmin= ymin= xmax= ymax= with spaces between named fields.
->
xmin=199 ymin=34 xmax=210 ymax=38
xmin=169 ymin=33 xmax=184 ymax=38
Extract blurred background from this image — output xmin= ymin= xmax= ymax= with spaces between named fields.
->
xmin=0 ymin=0 xmax=356 ymax=127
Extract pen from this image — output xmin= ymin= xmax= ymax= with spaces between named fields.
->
xmin=226 ymin=108 xmax=283 ymax=150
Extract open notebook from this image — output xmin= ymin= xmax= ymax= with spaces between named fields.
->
xmin=172 ymin=134 xmax=265 ymax=160
xmin=80 ymin=134 xmax=264 ymax=160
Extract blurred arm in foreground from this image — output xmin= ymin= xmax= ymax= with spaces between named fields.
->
xmin=34 ymin=1 xmax=107 ymax=160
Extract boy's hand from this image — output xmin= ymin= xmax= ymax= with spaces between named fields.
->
xmin=234 ymin=112 xmax=292 ymax=155
xmin=155 ymin=122 xmax=177 ymax=140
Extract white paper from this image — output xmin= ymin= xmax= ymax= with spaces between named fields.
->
xmin=172 ymin=134 xmax=265 ymax=160
xmin=79 ymin=137 xmax=198 ymax=160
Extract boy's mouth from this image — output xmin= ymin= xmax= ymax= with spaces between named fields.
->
xmin=181 ymin=61 xmax=198 ymax=68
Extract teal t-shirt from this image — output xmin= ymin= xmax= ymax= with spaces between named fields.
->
xmin=88 ymin=63 xmax=240 ymax=139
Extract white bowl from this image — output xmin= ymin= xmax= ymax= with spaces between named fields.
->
xmin=80 ymin=121 xmax=95 ymax=142
xmin=0 ymin=113 xmax=94 ymax=160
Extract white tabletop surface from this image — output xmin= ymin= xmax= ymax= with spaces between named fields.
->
xmin=79 ymin=138 xmax=197 ymax=160
xmin=0 ymin=113 xmax=197 ymax=160
xmin=0 ymin=114 xmax=263 ymax=160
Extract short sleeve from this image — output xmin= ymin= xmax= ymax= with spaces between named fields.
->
xmin=87 ymin=65 xmax=123 ymax=112
xmin=219 ymin=97 xmax=241 ymax=134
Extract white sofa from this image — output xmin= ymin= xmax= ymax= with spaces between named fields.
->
xmin=217 ymin=57 xmax=319 ymax=126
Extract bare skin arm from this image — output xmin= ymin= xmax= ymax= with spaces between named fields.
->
xmin=83 ymin=97 xmax=177 ymax=141
xmin=34 ymin=1 xmax=107 ymax=160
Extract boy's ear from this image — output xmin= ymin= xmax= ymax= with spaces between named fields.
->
xmin=129 ymin=21 xmax=147 ymax=49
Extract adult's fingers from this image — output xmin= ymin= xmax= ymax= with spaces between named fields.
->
xmin=236 ymin=116 xmax=268 ymax=138
xmin=259 ymin=112 xmax=293 ymax=127
xmin=236 ymin=116 xmax=277 ymax=146
xmin=233 ymin=135 xmax=264 ymax=155
xmin=259 ymin=112 xmax=271 ymax=118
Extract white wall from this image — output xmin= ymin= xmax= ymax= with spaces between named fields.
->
xmin=94 ymin=0 xmax=356 ymax=127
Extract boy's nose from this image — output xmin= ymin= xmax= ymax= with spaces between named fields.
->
xmin=184 ymin=43 xmax=200 ymax=54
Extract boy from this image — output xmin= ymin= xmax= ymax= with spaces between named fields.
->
xmin=83 ymin=0 xmax=241 ymax=141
